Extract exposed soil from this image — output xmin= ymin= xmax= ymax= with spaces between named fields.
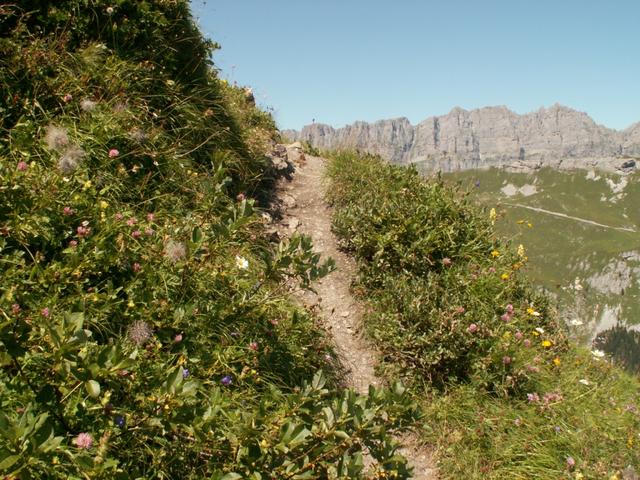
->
xmin=274 ymin=153 xmax=437 ymax=479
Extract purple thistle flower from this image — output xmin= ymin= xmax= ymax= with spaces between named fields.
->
xmin=17 ymin=161 xmax=28 ymax=171
xmin=221 ymin=375 xmax=232 ymax=386
xmin=500 ymin=313 xmax=511 ymax=322
xmin=467 ymin=323 xmax=478 ymax=333
xmin=108 ymin=148 xmax=120 ymax=158
xmin=131 ymin=230 xmax=142 ymax=239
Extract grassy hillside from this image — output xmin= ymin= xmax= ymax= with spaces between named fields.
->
xmin=327 ymin=152 xmax=640 ymax=479
xmin=0 ymin=2 xmax=422 ymax=478
xmin=440 ymin=167 xmax=640 ymax=349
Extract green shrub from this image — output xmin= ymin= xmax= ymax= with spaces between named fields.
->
xmin=0 ymin=3 xmax=421 ymax=478
xmin=326 ymin=151 xmax=640 ymax=478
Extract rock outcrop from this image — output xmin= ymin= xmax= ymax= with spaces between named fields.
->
xmin=284 ymin=104 xmax=640 ymax=172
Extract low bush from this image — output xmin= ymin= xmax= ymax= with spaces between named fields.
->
xmin=326 ymin=151 xmax=640 ymax=478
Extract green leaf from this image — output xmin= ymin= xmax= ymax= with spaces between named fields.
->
xmin=191 ymin=226 xmax=203 ymax=243
xmin=0 ymin=453 xmax=20 ymax=470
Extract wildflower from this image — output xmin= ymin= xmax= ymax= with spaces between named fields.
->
xmin=553 ymin=357 xmax=561 ymax=366
xmin=579 ymin=379 xmax=590 ymax=386
xmin=488 ymin=266 xmax=496 ymax=273
xmin=454 ymin=306 xmax=466 ymax=314
xmin=74 ymin=432 xmax=93 ymax=449
xmin=131 ymin=230 xmax=142 ymax=239
xmin=523 ymin=339 xmax=532 ymax=347
xmin=491 ymin=250 xmax=500 ymax=258
xmin=17 ymin=161 xmax=28 ymax=171
xmin=146 ymin=213 xmax=155 ymax=222
xmin=543 ymin=392 xmax=563 ymax=404
xmin=130 ymin=128 xmax=147 ymax=142
xmin=570 ymin=319 xmax=584 ymax=326
xmin=221 ymin=375 xmax=233 ymax=386
xmin=63 ymin=206 xmax=74 ymax=216
xmin=249 ymin=342 xmax=258 ymax=351
xmin=114 ymin=416 xmax=125 ymax=428
xmin=526 ymin=365 xmax=540 ymax=373
xmin=235 ymin=255 xmax=249 ymax=270
xmin=501 ymin=313 xmax=511 ymax=322
xmin=99 ymin=200 xmax=109 ymax=209
xmin=489 ymin=207 xmax=497 ymax=225
xmin=144 ymin=228 xmax=154 ymax=236
xmin=506 ymin=304 xmax=514 ymax=313
xmin=591 ymin=349 xmax=606 ymax=358
xmin=132 ymin=262 xmax=142 ymax=273
xmin=566 ymin=457 xmax=576 ymax=469
xmin=126 ymin=217 xmax=137 ymax=226
xmin=106 ymin=6 xmax=114 ymax=14
xmin=11 ymin=304 xmax=21 ymax=315
xmin=514 ymin=417 xmax=522 ymax=427
xmin=58 ymin=145 xmax=85 ymax=173
xmin=442 ymin=257 xmax=452 ymax=266
xmin=554 ymin=426 xmax=561 ymax=433
xmin=63 ymin=93 xmax=73 ymax=103
xmin=127 ymin=320 xmax=152 ymax=345
xmin=542 ymin=340 xmax=552 ymax=348
xmin=44 ymin=125 xmax=69 ymax=150
xmin=502 ymin=356 xmax=512 ymax=365
xmin=174 ymin=333 xmax=183 ymax=343
xmin=182 ymin=368 xmax=190 ymax=378
xmin=41 ymin=307 xmax=50 ymax=318
xmin=80 ymin=99 xmax=97 ymax=112
xmin=236 ymin=193 xmax=246 ymax=202
xmin=515 ymin=331 xmax=523 ymax=340
xmin=76 ymin=225 xmax=91 ymax=238
xmin=517 ymin=244 xmax=526 ymax=258
xmin=527 ymin=392 xmax=540 ymax=403
xmin=164 ymin=240 xmax=186 ymax=263
xmin=527 ymin=307 xmax=541 ymax=317
xmin=69 ymin=240 xmax=78 ymax=248
xmin=535 ymin=327 xmax=545 ymax=334
xmin=501 ymin=273 xmax=510 ymax=280
xmin=108 ymin=149 xmax=120 ymax=158
xmin=467 ymin=323 xmax=478 ymax=333
xmin=82 ymin=180 xmax=92 ymax=190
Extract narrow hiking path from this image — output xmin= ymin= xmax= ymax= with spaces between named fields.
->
xmin=275 ymin=152 xmax=437 ymax=480
xmin=504 ymin=202 xmax=637 ymax=233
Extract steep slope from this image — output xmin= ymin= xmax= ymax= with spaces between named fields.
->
xmin=286 ymin=104 xmax=640 ymax=172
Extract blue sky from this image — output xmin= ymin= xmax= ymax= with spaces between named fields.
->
xmin=191 ymin=1 xmax=640 ymax=131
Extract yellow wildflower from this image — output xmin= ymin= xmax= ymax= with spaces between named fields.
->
xmin=490 ymin=207 xmax=497 ymax=225
xmin=83 ymin=180 xmax=92 ymax=190
xmin=532 ymin=330 xmax=540 ymax=336
xmin=542 ymin=340 xmax=552 ymax=347
xmin=501 ymin=273 xmax=510 ymax=280
xmin=526 ymin=307 xmax=541 ymax=317
xmin=517 ymin=244 xmax=526 ymax=258
xmin=127 ymin=300 xmax=135 ymax=308
xmin=553 ymin=357 xmax=561 ymax=366
xmin=99 ymin=200 xmax=109 ymax=209
xmin=527 ymin=222 xmax=533 ymax=228
xmin=517 ymin=219 xmax=525 ymax=224
xmin=491 ymin=250 xmax=500 ymax=258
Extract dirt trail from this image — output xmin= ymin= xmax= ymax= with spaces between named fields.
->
xmin=275 ymin=153 xmax=437 ymax=479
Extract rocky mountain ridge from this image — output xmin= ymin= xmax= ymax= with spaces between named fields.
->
xmin=284 ymin=105 xmax=640 ymax=172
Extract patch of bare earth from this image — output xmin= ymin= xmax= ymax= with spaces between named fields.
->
xmin=273 ymin=149 xmax=437 ymax=479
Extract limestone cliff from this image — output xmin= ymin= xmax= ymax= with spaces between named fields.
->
xmin=284 ymin=105 xmax=640 ymax=172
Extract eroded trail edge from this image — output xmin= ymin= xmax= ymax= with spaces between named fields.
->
xmin=275 ymin=151 xmax=437 ymax=479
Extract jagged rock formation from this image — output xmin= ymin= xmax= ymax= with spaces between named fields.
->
xmin=284 ymin=104 xmax=640 ymax=172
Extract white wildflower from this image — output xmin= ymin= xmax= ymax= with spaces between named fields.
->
xmin=579 ymin=379 xmax=591 ymax=386
xmin=80 ymin=99 xmax=97 ymax=112
xmin=44 ymin=125 xmax=69 ymax=151
xmin=591 ymin=349 xmax=606 ymax=358
xmin=569 ymin=319 xmax=584 ymax=326
xmin=58 ymin=145 xmax=85 ymax=173
xmin=535 ymin=327 xmax=545 ymax=334
xmin=164 ymin=239 xmax=186 ymax=263
xmin=235 ymin=255 xmax=249 ymax=270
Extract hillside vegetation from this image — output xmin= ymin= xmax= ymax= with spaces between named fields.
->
xmin=327 ymin=151 xmax=640 ymax=479
xmin=0 ymin=2 xmax=422 ymax=478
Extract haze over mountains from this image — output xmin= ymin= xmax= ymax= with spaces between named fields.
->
xmin=285 ymin=104 xmax=640 ymax=172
